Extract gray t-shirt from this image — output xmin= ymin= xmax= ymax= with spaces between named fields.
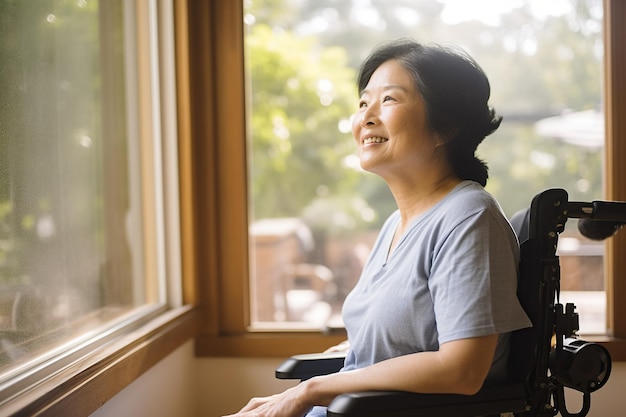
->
xmin=306 ymin=181 xmax=531 ymax=417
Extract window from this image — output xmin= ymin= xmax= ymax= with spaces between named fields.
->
xmin=244 ymin=0 xmax=605 ymax=332
xmin=0 ymin=1 xmax=195 ymax=414
xmin=195 ymin=0 xmax=626 ymax=359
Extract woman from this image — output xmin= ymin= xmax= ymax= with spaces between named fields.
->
xmin=225 ymin=38 xmax=531 ymax=417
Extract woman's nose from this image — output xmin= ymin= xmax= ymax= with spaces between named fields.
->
xmin=360 ymin=106 xmax=378 ymax=127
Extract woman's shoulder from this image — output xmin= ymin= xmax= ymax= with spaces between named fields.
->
xmin=445 ymin=180 xmax=503 ymax=215
xmin=430 ymin=181 xmax=508 ymax=232
xmin=428 ymin=182 xmax=517 ymax=251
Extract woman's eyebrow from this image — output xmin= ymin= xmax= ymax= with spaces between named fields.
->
xmin=360 ymin=84 xmax=409 ymax=97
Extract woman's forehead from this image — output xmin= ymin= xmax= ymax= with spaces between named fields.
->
xmin=363 ymin=60 xmax=417 ymax=91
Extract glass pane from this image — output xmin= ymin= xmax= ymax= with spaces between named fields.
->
xmin=0 ymin=0 xmax=159 ymax=378
xmin=245 ymin=0 xmax=604 ymax=332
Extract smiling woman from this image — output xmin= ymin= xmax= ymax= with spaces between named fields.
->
xmin=353 ymin=60 xmax=444 ymax=179
xmin=226 ymin=38 xmax=531 ymax=417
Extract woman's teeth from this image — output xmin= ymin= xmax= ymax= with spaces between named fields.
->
xmin=363 ymin=137 xmax=388 ymax=144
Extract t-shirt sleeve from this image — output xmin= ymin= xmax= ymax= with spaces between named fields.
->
xmin=428 ymin=209 xmax=531 ymax=345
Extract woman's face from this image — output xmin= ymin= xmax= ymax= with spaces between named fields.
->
xmin=352 ymin=59 xmax=446 ymax=181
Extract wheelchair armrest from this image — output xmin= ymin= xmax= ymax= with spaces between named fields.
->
xmin=327 ymin=382 xmax=529 ymax=417
xmin=275 ymin=352 xmax=346 ymax=381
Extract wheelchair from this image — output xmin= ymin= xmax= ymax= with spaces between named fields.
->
xmin=276 ymin=189 xmax=617 ymax=417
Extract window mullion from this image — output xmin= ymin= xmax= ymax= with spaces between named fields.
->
xmin=604 ymin=0 xmax=626 ymax=340
xmin=213 ymin=0 xmax=250 ymax=334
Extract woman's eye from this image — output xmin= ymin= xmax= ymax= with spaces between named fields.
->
xmin=383 ymin=96 xmax=395 ymax=102
xmin=358 ymin=101 xmax=367 ymax=109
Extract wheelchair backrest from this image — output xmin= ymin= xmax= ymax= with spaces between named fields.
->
xmin=508 ymin=208 xmax=539 ymax=384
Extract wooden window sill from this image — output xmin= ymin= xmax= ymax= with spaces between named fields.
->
xmin=1 ymin=306 xmax=200 ymax=417
xmin=195 ymin=331 xmax=347 ymax=358
xmin=195 ymin=331 xmax=625 ymax=361
xmin=584 ymin=336 xmax=626 ymax=361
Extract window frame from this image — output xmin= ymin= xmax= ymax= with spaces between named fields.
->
xmin=193 ymin=0 xmax=626 ymax=359
xmin=602 ymin=0 xmax=626 ymax=360
xmin=0 ymin=1 xmax=200 ymax=415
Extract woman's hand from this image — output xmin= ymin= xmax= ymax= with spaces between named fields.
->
xmin=222 ymin=384 xmax=313 ymax=417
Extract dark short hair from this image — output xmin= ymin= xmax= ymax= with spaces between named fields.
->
xmin=357 ymin=38 xmax=502 ymax=187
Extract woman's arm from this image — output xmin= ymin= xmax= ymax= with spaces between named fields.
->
xmin=310 ymin=334 xmax=498 ymax=404
xmin=224 ymin=333 xmax=498 ymax=417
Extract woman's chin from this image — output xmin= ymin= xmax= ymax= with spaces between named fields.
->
xmin=359 ymin=152 xmax=385 ymax=170
xmin=359 ymin=161 xmax=383 ymax=176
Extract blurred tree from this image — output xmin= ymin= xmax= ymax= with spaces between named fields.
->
xmin=0 ymin=0 xmax=103 ymax=283
xmin=246 ymin=23 xmax=376 ymax=232
xmin=245 ymin=0 xmax=603 ymax=226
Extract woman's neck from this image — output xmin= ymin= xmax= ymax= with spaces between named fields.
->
xmin=385 ymin=173 xmax=461 ymax=259
xmin=391 ymin=173 xmax=462 ymax=229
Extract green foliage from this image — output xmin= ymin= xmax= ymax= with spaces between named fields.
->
xmin=246 ymin=0 xmax=604 ymax=228
xmin=0 ymin=0 xmax=107 ymax=284
xmin=482 ymin=122 xmax=603 ymax=217
xmin=247 ymin=23 xmax=372 ymax=231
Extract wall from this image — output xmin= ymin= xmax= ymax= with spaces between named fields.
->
xmin=562 ymin=362 xmax=626 ymax=416
xmin=90 ymin=340 xmax=199 ymax=417
xmin=91 ymin=343 xmax=625 ymax=417
xmin=196 ymin=357 xmax=298 ymax=417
